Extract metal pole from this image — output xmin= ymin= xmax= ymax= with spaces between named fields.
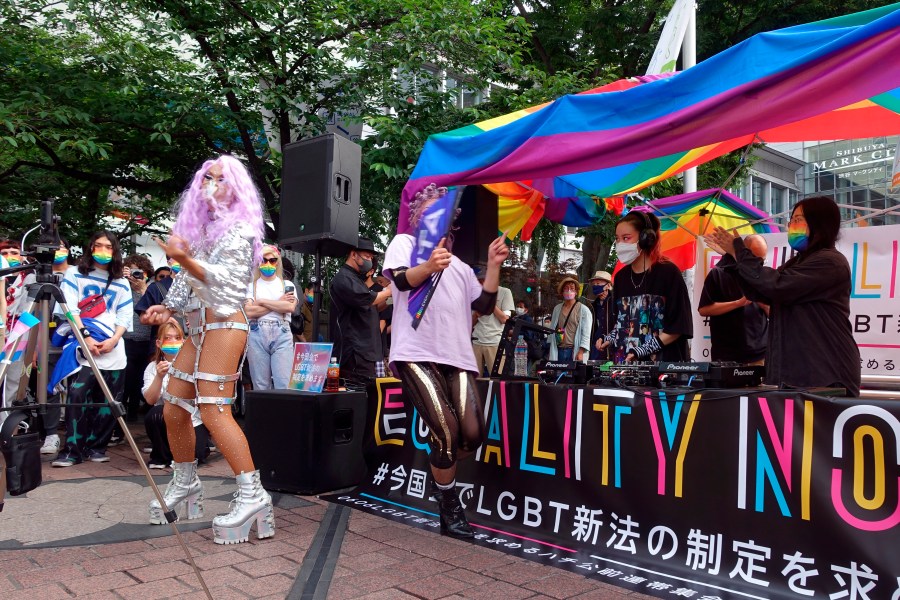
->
xmin=682 ymin=2 xmax=698 ymax=194
xmin=311 ymin=246 xmax=323 ymax=343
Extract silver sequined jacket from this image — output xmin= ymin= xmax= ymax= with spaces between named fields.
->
xmin=164 ymin=224 xmax=255 ymax=318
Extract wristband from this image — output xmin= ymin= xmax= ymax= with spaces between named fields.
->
xmin=80 ymin=327 xmax=92 ymax=339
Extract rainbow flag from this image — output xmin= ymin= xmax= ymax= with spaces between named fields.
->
xmin=399 ymin=4 xmax=900 ymax=239
xmin=630 ymin=189 xmax=778 ymax=271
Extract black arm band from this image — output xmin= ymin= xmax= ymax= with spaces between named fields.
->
xmin=80 ymin=327 xmax=92 ymax=339
xmin=392 ymin=267 xmax=413 ymax=292
xmin=471 ymin=289 xmax=498 ymax=315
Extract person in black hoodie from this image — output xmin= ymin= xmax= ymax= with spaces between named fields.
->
xmin=705 ymin=196 xmax=860 ymax=396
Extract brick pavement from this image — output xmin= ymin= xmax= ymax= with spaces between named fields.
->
xmin=0 ymin=427 xmax=656 ymax=599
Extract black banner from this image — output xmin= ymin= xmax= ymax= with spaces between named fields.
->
xmin=327 ymin=379 xmax=900 ymax=600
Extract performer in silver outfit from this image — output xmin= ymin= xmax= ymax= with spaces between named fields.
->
xmin=143 ymin=155 xmax=275 ymax=545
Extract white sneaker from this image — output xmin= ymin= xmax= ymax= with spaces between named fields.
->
xmin=41 ymin=435 xmax=61 ymax=456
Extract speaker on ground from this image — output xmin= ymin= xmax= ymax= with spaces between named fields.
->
xmin=244 ymin=389 xmax=368 ymax=494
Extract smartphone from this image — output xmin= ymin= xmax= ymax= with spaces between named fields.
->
xmin=284 ymin=281 xmax=296 ymax=294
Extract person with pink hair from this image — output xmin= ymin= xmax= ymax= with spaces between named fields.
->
xmin=143 ymin=155 xmax=275 ymax=545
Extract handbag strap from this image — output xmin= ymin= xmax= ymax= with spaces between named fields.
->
xmin=559 ymin=303 xmax=576 ymax=331
xmin=0 ymin=410 xmax=30 ymax=447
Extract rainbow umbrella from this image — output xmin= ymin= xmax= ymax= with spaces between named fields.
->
xmin=399 ymin=3 xmax=900 ymax=240
xmin=630 ymin=189 xmax=778 ymax=271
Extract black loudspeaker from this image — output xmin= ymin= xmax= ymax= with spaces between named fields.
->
xmin=453 ymin=185 xmax=498 ymax=266
xmin=244 ymin=389 xmax=368 ymax=494
xmin=279 ymin=133 xmax=361 ymax=257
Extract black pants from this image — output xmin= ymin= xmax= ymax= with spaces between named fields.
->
xmin=123 ymin=338 xmax=153 ymax=420
xmin=342 ymin=351 xmax=376 ymax=389
xmin=144 ymin=404 xmax=210 ymax=464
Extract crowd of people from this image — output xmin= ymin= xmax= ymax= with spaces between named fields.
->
xmin=1 ymin=153 xmax=862 ymax=546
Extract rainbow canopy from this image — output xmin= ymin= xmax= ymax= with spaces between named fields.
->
xmin=631 ymin=189 xmax=778 ymax=271
xmin=399 ymin=3 xmax=900 ymax=239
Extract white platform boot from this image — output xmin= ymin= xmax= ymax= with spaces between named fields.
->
xmin=149 ymin=460 xmax=204 ymax=524
xmin=212 ymin=470 xmax=275 ymax=544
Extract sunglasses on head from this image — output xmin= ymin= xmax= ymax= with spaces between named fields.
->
xmin=262 ymin=257 xmax=278 ymax=265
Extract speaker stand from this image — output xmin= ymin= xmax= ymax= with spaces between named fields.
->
xmin=311 ymin=245 xmax=324 ymax=343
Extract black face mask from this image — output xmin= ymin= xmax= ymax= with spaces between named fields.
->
xmin=355 ymin=255 xmax=373 ymax=274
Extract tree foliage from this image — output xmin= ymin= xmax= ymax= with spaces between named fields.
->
xmin=1 ymin=0 xmax=527 ymax=245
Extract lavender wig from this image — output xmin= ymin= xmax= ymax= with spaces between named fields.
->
xmin=171 ymin=155 xmax=266 ymax=264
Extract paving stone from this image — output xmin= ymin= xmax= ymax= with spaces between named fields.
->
xmin=458 ymin=579 xmax=541 ymax=599
xmin=172 ymin=586 xmax=249 ymax=599
xmin=0 ymin=557 xmax=40 ymax=575
xmin=177 ymin=565 xmax=250 ymax=589
xmin=64 ymin=572 xmax=139 ymax=596
xmin=337 ymin=550 xmax=404 ymax=573
xmin=74 ymin=592 xmax=122 ymax=600
xmin=524 ymin=573 xmax=601 ymax=599
xmin=4 ymin=583 xmax=72 ymax=599
xmin=29 ymin=546 xmax=93 ymax=567
xmin=127 ymin=559 xmax=195 ymax=583
xmin=12 ymin=563 xmax=87 ymax=588
xmin=482 ymin=560 xmax=548 ymax=585
xmin=443 ymin=568 xmax=496 ymax=586
xmin=228 ymin=573 xmax=294 ymax=597
xmin=398 ymin=573 xmax=475 ymax=598
xmin=336 ymin=570 xmax=421 ymax=594
xmin=191 ymin=548 xmax=252 ymax=570
xmin=93 ymin=540 xmax=154 ymax=558
xmin=353 ymin=589 xmax=424 ymax=600
xmin=570 ymin=586 xmax=637 ymax=600
xmin=116 ymin=577 xmax=195 ymax=600
xmin=326 ymin=578 xmax=365 ymax=599
xmin=233 ymin=555 xmax=298 ymax=578
xmin=82 ymin=553 xmax=149 ymax=576
xmin=234 ymin=539 xmax=297 ymax=560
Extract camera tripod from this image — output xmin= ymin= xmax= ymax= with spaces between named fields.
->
xmin=0 ymin=204 xmax=213 ymax=599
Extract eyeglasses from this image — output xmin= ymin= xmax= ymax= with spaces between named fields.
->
xmin=262 ymin=257 xmax=278 ymax=265
xmin=789 ymin=215 xmax=806 ymax=226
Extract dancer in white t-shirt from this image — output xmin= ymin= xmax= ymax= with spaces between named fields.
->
xmin=383 ymin=183 xmax=509 ymax=538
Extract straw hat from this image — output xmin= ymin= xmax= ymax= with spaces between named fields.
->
xmin=589 ymin=270 xmax=612 ymax=283
xmin=557 ymin=276 xmax=580 ymax=295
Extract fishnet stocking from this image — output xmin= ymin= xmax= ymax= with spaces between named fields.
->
xmin=163 ymin=309 xmax=255 ymax=473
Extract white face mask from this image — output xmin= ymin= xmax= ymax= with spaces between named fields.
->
xmin=515 ymin=308 xmax=525 ymax=315
xmin=616 ymin=241 xmax=640 ymax=265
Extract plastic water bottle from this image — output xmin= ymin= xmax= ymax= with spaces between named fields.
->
xmin=514 ymin=335 xmax=528 ymax=376
xmin=325 ymin=358 xmax=340 ymax=392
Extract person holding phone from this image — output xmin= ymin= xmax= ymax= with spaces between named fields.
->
xmin=243 ymin=244 xmax=297 ymax=390
xmin=120 ymin=254 xmax=155 ymax=426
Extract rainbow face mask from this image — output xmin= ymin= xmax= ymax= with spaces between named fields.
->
xmin=92 ymin=251 xmax=113 ymax=265
xmin=306 ymin=293 xmax=314 ymax=303
xmin=259 ymin=264 xmax=277 ymax=277
xmin=788 ymin=223 xmax=810 ymax=252
xmin=5 ymin=256 xmax=21 ymax=267
xmin=53 ymin=249 xmax=68 ymax=265
xmin=170 ymin=262 xmax=181 ymax=274
xmin=160 ymin=341 xmax=183 ymax=357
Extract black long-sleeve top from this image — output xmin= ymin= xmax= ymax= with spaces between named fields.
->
xmin=720 ymin=238 xmax=860 ymax=396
